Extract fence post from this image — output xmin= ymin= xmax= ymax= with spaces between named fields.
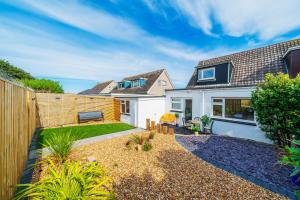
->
xmin=156 ymin=123 xmax=161 ymax=133
xmin=151 ymin=121 xmax=156 ymax=130
xmin=169 ymin=127 xmax=174 ymax=135
xmin=146 ymin=118 xmax=150 ymax=130
xmin=162 ymin=125 xmax=168 ymax=134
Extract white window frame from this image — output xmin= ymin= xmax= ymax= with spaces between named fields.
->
xmin=211 ymin=97 xmax=255 ymax=122
xmin=131 ymin=80 xmax=140 ymax=87
xmin=171 ymin=98 xmax=182 ymax=111
xmin=120 ymin=100 xmax=130 ymax=114
xmin=198 ymin=67 xmax=215 ymax=81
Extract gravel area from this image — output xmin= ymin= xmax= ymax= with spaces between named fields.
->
xmin=176 ymin=135 xmax=296 ymax=199
xmin=69 ymin=132 xmax=285 ymax=200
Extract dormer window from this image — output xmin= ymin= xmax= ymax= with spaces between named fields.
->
xmin=118 ymin=82 xmax=124 ymax=88
xmin=198 ymin=67 xmax=215 ymax=81
xmin=132 ymin=80 xmax=140 ymax=87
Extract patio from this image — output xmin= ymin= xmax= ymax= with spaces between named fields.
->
xmin=176 ymin=134 xmax=296 ymax=199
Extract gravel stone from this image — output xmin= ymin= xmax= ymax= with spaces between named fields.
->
xmin=70 ymin=132 xmax=286 ymax=200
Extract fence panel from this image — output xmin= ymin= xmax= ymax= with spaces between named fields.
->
xmin=0 ymin=78 xmax=37 ymax=200
xmin=36 ymin=93 xmax=121 ymax=128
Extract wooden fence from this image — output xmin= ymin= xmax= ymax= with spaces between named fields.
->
xmin=36 ymin=93 xmax=120 ymax=128
xmin=0 ymin=78 xmax=37 ymax=200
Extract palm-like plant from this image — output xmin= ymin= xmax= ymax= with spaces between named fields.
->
xmin=44 ymin=131 xmax=78 ymax=163
xmin=14 ymin=160 xmax=115 ymax=200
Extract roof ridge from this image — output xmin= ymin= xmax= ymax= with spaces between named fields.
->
xmin=123 ymin=68 xmax=165 ymax=80
xmin=198 ymin=37 xmax=300 ymax=66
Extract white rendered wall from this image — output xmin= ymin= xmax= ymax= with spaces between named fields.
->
xmin=137 ymin=97 xmax=166 ymax=128
xmin=165 ymin=87 xmax=273 ymax=144
xmin=120 ymin=98 xmax=137 ymax=126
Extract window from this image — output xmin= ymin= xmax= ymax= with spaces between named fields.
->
xmin=158 ymin=80 xmax=167 ymax=86
xmin=171 ymin=98 xmax=182 ymax=111
xmin=198 ymin=67 xmax=215 ymax=80
xmin=131 ymin=80 xmax=140 ymax=87
xmin=118 ymin=82 xmax=124 ymax=88
xmin=212 ymin=98 xmax=254 ymax=121
xmin=121 ymin=100 xmax=130 ymax=114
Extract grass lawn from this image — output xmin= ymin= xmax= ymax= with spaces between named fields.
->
xmin=38 ymin=123 xmax=134 ymax=148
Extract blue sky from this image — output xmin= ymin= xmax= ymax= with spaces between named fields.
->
xmin=1 ymin=0 xmax=300 ymax=93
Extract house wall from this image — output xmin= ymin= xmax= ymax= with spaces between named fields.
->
xmin=165 ymin=87 xmax=272 ymax=144
xmin=120 ymin=98 xmax=137 ymax=126
xmin=100 ymin=81 xmax=116 ymax=94
xmin=148 ymin=71 xmax=174 ymax=96
xmin=119 ymin=97 xmax=166 ymax=128
xmin=137 ymin=97 xmax=166 ymax=128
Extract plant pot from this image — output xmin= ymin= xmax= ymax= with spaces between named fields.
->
xmin=291 ymin=174 xmax=300 ymax=187
xmin=194 ymin=131 xmax=199 ymax=136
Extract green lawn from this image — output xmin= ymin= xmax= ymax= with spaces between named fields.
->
xmin=38 ymin=123 xmax=135 ymax=148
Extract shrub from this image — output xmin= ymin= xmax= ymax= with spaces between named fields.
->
xmin=281 ymin=140 xmax=300 ymax=196
xmin=20 ymin=78 xmax=64 ymax=93
xmin=143 ymin=141 xmax=152 ymax=152
xmin=14 ymin=160 xmax=115 ymax=200
xmin=251 ymin=73 xmax=300 ymax=147
xmin=44 ymin=131 xmax=78 ymax=163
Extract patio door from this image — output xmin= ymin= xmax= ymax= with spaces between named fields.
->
xmin=185 ymin=99 xmax=192 ymax=121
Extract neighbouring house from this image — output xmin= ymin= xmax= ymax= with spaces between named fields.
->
xmin=111 ymin=69 xmax=174 ymax=128
xmin=78 ymin=80 xmax=116 ymax=95
xmin=79 ymin=69 xmax=174 ymax=128
xmin=166 ymin=38 xmax=300 ymax=143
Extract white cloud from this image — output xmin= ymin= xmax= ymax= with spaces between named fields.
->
xmin=170 ymin=0 xmax=300 ymax=40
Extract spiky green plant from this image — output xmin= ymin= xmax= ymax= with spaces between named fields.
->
xmin=129 ymin=134 xmax=144 ymax=145
xmin=143 ymin=141 xmax=152 ymax=152
xmin=44 ymin=131 xmax=78 ymax=163
xmin=14 ymin=159 xmax=115 ymax=200
xmin=149 ymin=131 xmax=155 ymax=140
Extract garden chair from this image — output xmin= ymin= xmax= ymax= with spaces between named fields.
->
xmin=204 ymin=120 xmax=214 ymax=134
xmin=182 ymin=117 xmax=192 ymax=130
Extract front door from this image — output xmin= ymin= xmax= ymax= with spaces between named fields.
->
xmin=185 ymin=99 xmax=192 ymax=121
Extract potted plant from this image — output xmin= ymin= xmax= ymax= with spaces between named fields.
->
xmin=175 ymin=113 xmax=179 ymax=127
xmin=200 ymin=115 xmax=212 ymax=133
xmin=191 ymin=124 xmax=200 ymax=136
xmin=281 ymin=140 xmax=300 ymax=196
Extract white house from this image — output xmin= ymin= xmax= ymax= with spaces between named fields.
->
xmin=110 ymin=69 xmax=174 ymax=128
xmin=166 ymin=38 xmax=300 ymax=143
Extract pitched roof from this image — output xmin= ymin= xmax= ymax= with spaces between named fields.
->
xmin=78 ymin=80 xmax=114 ymax=95
xmin=187 ymin=38 xmax=300 ymax=89
xmin=111 ymin=69 xmax=165 ymax=94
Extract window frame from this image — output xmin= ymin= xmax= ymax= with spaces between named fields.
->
xmin=198 ymin=67 xmax=215 ymax=81
xmin=211 ymin=97 xmax=255 ymax=122
xmin=171 ymin=97 xmax=182 ymax=111
xmin=120 ymin=100 xmax=130 ymax=115
xmin=131 ymin=80 xmax=140 ymax=87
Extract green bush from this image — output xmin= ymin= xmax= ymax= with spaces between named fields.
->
xmin=281 ymin=140 xmax=300 ymax=196
xmin=0 ymin=60 xmax=34 ymax=80
xmin=251 ymin=73 xmax=300 ymax=147
xmin=143 ymin=141 xmax=152 ymax=151
xmin=14 ymin=160 xmax=115 ymax=200
xmin=20 ymin=79 xmax=64 ymax=93
xmin=44 ymin=131 xmax=79 ymax=163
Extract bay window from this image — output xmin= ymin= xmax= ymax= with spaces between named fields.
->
xmin=212 ymin=98 xmax=254 ymax=121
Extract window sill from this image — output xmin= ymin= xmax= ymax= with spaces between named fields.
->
xmin=212 ymin=117 xmax=256 ymax=126
xmin=170 ymin=110 xmax=183 ymax=113
xmin=197 ymin=78 xmax=216 ymax=82
xmin=121 ymin=113 xmax=131 ymax=116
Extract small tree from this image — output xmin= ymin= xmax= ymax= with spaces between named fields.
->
xmin=251 ymin=73 xmax=300 ymax=147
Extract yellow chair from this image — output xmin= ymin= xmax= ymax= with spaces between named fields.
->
xmin=160 ymin=113 xmax=176 ymax=124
